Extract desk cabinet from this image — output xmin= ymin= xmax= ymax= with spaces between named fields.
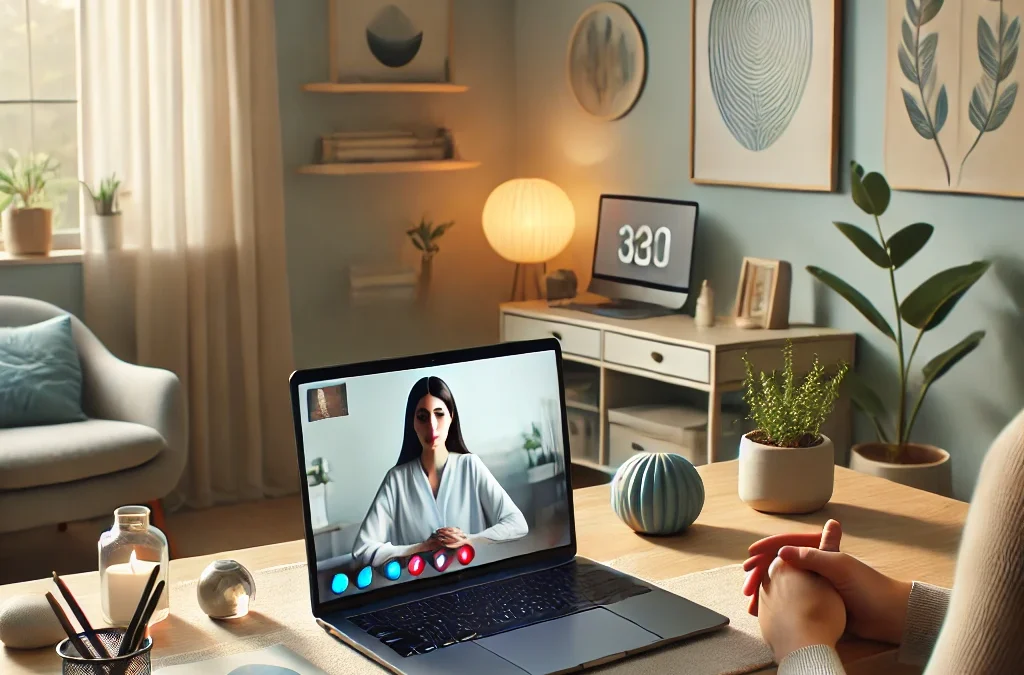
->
xmin=500 ymin=300 xmax=856 ymax=476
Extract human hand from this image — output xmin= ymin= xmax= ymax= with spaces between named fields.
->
xmin=744 ymin=520 xmax=913 ymax=645
xmin=758 ymin=558 xmax=846 ymax=663
xmin=434 ymin=527 xmax=471 ymax=549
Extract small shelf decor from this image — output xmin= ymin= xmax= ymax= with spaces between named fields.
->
xmin=302 ymin=82 xmax=467 ymax=94
xmin=301 ymin=128 xmax=478 ymax=176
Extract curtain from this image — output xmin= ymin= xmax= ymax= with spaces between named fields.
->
xmin=78 ymin=0 xmax=297 ymax=509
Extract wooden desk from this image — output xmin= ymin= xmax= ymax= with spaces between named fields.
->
xmin=499 ymin=299 xmax=856 ymax=471
xmin=0 ymin=463 xmax=966 ymax=674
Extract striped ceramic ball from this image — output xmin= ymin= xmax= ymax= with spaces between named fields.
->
xmin=611 ymin=453 xmax=705 ymax=535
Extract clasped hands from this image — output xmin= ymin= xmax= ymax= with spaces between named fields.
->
xmin=743 ymin=519 xmax=914 ymax=664
xmin=428 ymin=526 xmax=471 ymax=549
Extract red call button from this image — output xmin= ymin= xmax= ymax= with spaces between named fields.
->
xmin=456 ymin=544 xmax=475 ymax=565
xmin=407 ymin=554 xmax=426 ymax=576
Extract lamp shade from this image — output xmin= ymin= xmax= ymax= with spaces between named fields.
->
xmin=482 ymin=178 xmax=575 ymax=264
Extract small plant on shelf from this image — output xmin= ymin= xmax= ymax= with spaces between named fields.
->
xmin=81 ymin=173 xmax=122 ymax=216
xmin=406 ymin=216 xmax=454 ymax=261
xmin=742 ymin=342 xmax=849 ymax=449
xmin=522 ymin=423 xmax=553 ymax=467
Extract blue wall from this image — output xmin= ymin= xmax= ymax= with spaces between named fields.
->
xmin=514 ymin=0 xmax=1024 ymax=499
xmin=0 ymin=263 xmax=83 ymax=316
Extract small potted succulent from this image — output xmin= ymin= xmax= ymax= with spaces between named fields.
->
xmin=0 ymin=151 xmax=60 ymax=255
xmin=82 ymin=173 xmax=123 ymax=250
xmin=738 ymin=342 xmax=849 ymax=514
xmin=808 ymin=162 xmax=990 ymax=496
xmin=406 ymin=216 xmax=454 ymax=294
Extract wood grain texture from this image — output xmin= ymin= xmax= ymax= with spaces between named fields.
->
xmin=301 ymin=82 xmax=469 ymax=94
xmin=297 ymin=161 xmax=481 ymax=175
xmin=0 ymin=463 xmax=966 ymax=674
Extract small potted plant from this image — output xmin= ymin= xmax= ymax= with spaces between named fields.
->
xmin=808 ymin=163 xmax=990 ymax=496
xmin=0 ymin=151 xmax=60 ymax=255
xmin=738 ymin=342 xmax=849 ymax=514
xmin=523 ymin=422 xmax=557 ymax=482
xmin=82 ymin=173 xmax=123 ymax=250
xmin=406 ymin=216 xmax=454 ymax=293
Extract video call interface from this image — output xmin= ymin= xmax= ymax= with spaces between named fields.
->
xmin=298 ymin=351 xmax=572 ymax=603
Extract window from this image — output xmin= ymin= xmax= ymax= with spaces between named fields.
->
xmin=1 ymin=0 xmax=79 ymax=247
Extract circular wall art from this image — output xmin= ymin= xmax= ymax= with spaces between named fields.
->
xmin=566 ymin=3 xmax=648 ymax=121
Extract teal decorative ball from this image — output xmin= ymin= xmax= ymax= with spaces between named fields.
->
xmin=611 ymin=453 xmax=705 ymax=535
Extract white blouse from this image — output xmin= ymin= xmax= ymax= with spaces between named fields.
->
xmin=353 ymin=453 xmax=529 ymax=567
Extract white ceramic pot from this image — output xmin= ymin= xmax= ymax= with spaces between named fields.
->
xmin=849 ymin=443 xmax=952 ymax=497
xmin=2 ymin=207 xmax=52 ymax=255
xmin=738 ymin=433 xmax=834 ymax=514
xmin=89 ymin=213 xmax=123 ymax=251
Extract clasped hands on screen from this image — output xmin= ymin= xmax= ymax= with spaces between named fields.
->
xmin=428 ymin=527 xmax=471 ymax=549
xmin=743 ymin=519 xmax=914 ymax=663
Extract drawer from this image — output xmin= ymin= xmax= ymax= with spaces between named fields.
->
xmin=503 ymin=314 xmax=601 ymax=359
xmin=603 ymin=332 xmax=710 ymax=383
xmin=608 ymin=423 xmax=705 ymax=468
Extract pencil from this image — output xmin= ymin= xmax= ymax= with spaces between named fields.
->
xmin=52 ymin=572 xmax=111 ymax=659
xmin=125 ymin=580 xmax=165 ymax=655
xmin=45 ymin=592 xmax=93 ymax=659
xmin=117 ymin=564 xmax=161 ymax=657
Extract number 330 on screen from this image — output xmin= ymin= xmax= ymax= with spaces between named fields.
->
xmin=618 ymin=225 xmax=671 ymax=268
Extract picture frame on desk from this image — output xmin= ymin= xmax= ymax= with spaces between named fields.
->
xmin=733 ymin=257 xmax=791 ymax=330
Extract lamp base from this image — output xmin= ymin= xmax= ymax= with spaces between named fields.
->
xmin=510 ymin=263 xmax=546 ymax=302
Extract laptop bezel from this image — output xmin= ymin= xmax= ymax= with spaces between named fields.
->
xmin=289 ymin=338 xmax=579 ymax=618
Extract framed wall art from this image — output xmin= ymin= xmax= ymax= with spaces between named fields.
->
xmin=566 ymin=2 xmax=648 ymax=121
xmin=884 ymin=0 xmax=1023 ymax=197
xmin=690 ymin=0 xmax=842 ymax=191
xmin=329 ymin=0 xmax=454 ymax=84
xmin=733 ymin=257 xmax=792 ymax=329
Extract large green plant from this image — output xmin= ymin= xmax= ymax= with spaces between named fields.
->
xmin=807 ymin=162 xmax=990 ymax=461
xmin=0 ymin=150 xmax=59 ymax=211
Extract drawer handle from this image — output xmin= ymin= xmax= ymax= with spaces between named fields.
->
xmin=651 ymin=351 xmax=664 ymax=364
xmin=631 ymin=442 xmax=646 ymax=453
xmin=551 ymin=331 xmax=563 ymax=341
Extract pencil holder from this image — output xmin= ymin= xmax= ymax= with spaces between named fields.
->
xmin=56 ymin=628 xmax=152 ymax=675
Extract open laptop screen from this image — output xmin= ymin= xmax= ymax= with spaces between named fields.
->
xmin=292 ymin=343 xmax=573 ymax=610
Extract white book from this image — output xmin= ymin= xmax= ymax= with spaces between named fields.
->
xmin=326 ymin=146 xmax=447 ymax=163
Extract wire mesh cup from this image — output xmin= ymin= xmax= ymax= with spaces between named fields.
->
xmin=56 ymin=628 xmax=152 ymax=675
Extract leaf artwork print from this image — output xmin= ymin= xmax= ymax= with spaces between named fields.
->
xmin=898 ymin=0 xmax=952 ymax=185
xmin=959 ymin=0 xmax=1019 ymax=182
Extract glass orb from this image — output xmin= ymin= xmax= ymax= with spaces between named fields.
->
xmin=196 ymin=560 xmax=255 ymax=619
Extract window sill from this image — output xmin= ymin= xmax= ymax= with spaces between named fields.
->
xmin=0 ymin=249 xmax=83 ymax=267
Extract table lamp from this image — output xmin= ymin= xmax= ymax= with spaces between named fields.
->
xmin=482 ymin=178 xmax=575 ymax=301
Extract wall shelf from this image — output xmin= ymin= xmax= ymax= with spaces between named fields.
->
xmin=302 ymin=82 xmax=469 ymax=94
xmin=297 ymin=160 xmax=481 ymax=176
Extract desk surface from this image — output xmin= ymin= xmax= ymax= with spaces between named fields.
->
xmin=0 ymin=462 xmax=967 ymax=674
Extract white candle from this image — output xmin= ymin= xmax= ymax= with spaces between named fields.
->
xmin=102 ymin=550 xmax=165 ymax=626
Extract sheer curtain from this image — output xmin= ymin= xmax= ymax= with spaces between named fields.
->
xmin=78 ymin=0 xmax=297 ymax=509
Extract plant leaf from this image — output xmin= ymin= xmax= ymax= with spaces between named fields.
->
xmin=410 ymin=239 xmax=424 ymax=251
xmin=902 ymin=18 xmax=915 ymax=54
xmin=900 ymin=261 xmax=991 ymax=330
xmin=903 ymin=89 xmax=934 ymax=138
xmin=863 ymin=172 xmax=891 ymax=215
xmin=919 ymin=0 xmax=943 ymax=24
xmin=934 ymin=84 xmax=949 ymax=134
xmin=807 ymin=266 xmax=896 ymax=340
xmin=833 ymin=222 xmax=890 ymax=267
xmin=887 ymin=222 xmax=934 ymax=269
xmin=988 ymin=82 xmax=1018 ymax=130
xmin=969 ymin=84 xmax=990 ymax=131
xmin=919 ymin=33 xmax=939 ymax=87
xmin=979 ymin=17 xmax=1000 ymax=79
xmin=845 ymin=371 xmax=890 ymax=443
xmin=1000 ymin=45 xmax=1019 ymax=80
xmin=850 ymin=161 xmax=865 ymax=180
xmin=906 ymin=0 xmax=920 ymax=25
xmin=898 ymin=45 xmax=919 ymax=84
xmin=922 ymin=331 xmax=986 ymax=385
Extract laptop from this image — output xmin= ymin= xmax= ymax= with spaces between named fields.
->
xmin=289 ymin=339 xmax=727 ymax=675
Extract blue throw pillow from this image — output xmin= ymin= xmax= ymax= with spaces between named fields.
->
xmin=0 ymin=315 xmax=87 ymax=427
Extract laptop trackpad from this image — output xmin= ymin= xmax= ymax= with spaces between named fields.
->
xmin=476 ymin=608 xmax=659 ymax=675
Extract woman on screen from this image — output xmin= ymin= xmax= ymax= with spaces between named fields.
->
xmin=353 ymin=376 xmax=529 ymax=568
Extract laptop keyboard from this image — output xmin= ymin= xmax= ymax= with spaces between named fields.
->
xmin=347 ymin=560 xmax=651 ymax=657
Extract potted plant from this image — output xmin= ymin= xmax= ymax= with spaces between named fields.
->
xmin=0 ymin=151 xmax=60 ymax=255
xmin=406 ymin=216 xmax=454 ymax=295
xmin=738 ymin=342 xmax=849 ymax=514
xmin=82 ymin=173 xmax=123 ymax=250
xmin=807 ymin=162 xmax=990 ymax=496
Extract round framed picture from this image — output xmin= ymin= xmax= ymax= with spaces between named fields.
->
xmin=566 ymin=2 xmax=648 ymax=121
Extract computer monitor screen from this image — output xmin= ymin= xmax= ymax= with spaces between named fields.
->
xmin=293 ymin=346 xmax=572 ymax=609
xmin=590 ymin=195 xmax=698 ymax=308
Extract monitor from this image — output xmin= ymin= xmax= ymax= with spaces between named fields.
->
xmin=290 ymin=341 xmax=574 ymax=614
xmin=588 ymin=195 xmax=698 ymax=309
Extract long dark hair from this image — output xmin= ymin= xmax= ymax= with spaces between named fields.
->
xmin=395 ymin=376 xmax=471 ymax=466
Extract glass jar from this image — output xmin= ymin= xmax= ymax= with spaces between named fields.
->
xmin=98 ymin=506 xmax=170 ymax=626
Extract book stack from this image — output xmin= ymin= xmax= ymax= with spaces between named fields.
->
xmin=349 ymin=264 xmax=418 ymax=305
xmin=320 ymin=129 xmax=452 ymax=164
